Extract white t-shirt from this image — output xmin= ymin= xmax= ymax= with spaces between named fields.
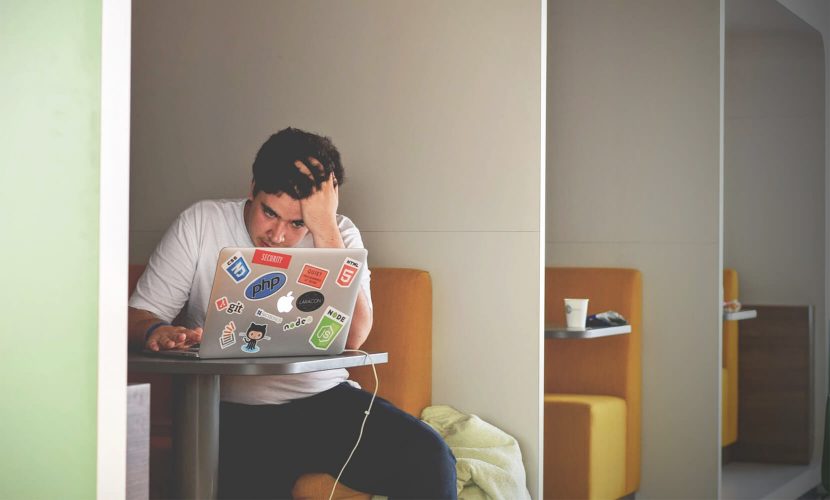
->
xmin=129 ymin=198 xmax=372 ymax=404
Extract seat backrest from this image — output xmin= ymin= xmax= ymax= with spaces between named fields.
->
xmin=545 ymin=267 xmax=642 ymax=492
xmin=348 ymin=268 xmax=432 ymax=418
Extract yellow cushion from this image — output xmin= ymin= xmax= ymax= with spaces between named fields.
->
xmin=544 ymin=394 xmax=626 ymax=500
xmin=291 ymin=474 xmax=369 ymax=500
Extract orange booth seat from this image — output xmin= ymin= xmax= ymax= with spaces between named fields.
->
xmin=544 ymin=268 xmax=642 ymax=500
xmin=128 ymin=265 xmax=433 ymax=499
xmin=722 ymin=268 xmax=739 ymax=447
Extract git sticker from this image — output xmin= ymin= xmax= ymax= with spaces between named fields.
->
xmin=309 ymin=306 xmax=349 ymax=350
xmin=223 ymin=251 xmax=251 ymax=283
xmin=215 ymin=296 xmax=229 ymax=311
xmin=336 ymin=258 xmax=361 ymax=288
xmin=219 ymin=321 xmax=237 ymax=349
xmin=297 ymin=264 xmax=329 ymax=289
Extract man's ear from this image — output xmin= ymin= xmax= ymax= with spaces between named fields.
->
xmin=248 ymin=181 xmax=256 ymax=201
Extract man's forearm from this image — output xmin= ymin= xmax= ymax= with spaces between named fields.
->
xmin=346 ymin=290 xmax=373 ymax=349
xmin=128 ymin=307 xmax=163 ymax=351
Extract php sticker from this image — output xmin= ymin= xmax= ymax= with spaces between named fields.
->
xmin=296 ymin=291 xmax=324 ymax=312
xmin=336 ymin=258 xmax=361 ymax=288
xmin=255 ymin=308 xmax=283 ymax=324
xmin=309 ymin=306 xmax=349 ymax=350
xmin=253 ymin=249 xmax=292 ymax=269
xmin=215 ymin=296 xmax=229 ymax=311
xmin=223 ymin=251 xmax=251 ymax=283
xmin=219 ymin=320 xmax=237 ymax=349
xmin=297 ymin=264 xmax=328 ymax=289
xmin=283 ymin=316 xmax=313 ymax=332
xmin=245 ymin=272 xmax=287 ymax=300
xmin=240 ymin=322 xmax=270 ymax=354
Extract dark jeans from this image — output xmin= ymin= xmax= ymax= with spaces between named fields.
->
xmin=218 ymin=383 xmax=457 ymax=499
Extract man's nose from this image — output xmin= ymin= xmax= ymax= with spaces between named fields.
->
xmin=270 ymin=220 xmax=289 ymax=242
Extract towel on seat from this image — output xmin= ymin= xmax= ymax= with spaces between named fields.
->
xmin=421 ymin=405 xmax=531 ymax=500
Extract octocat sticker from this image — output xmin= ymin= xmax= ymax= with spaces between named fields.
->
xmin=240 ymin=322 xmax=271 ymax=354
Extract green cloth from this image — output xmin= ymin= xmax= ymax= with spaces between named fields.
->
xmin=421 ymin=405 xmax=531 ymax=500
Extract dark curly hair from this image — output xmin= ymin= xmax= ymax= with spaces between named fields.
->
xmin=251 ymin=127 xmax=345 ymax=199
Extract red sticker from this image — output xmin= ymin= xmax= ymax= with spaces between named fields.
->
xmin=215 ymin=296 xmax=229 ymax=311
xmin=336 ymin=258 xmax=361 ymax=288
xmin=297 ymin=264 xmax=329 ymax=289
xmin=253 ymin=250 xmax=292 ymax=269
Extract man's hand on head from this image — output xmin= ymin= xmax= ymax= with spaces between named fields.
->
xmin=294 ymin=158 xmax=345 ymax=248
xmin=145 ymin=325 xmax=203 ymax=352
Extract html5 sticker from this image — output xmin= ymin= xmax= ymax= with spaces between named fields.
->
xmin=252 ymin=249 xmax=292 ymax=269
xmin=297 ymin=264 xmax=329 ymax=290
xmin=336 ymin=258 xmax=361 ymax=288
xmin=223 ymin=251 xmax=251 ymax=283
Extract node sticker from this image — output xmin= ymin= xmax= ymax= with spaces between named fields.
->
xmin=215 ymin=296 xmax=229 ymax=311
xmin=336 ymin=258 xmax=361 ymax=288
xmin=223 ymin=251 xmax=251 ymax=283
xmin=219 ymin=320 xmax=237 ymax=349
xmin=309 ymin=306 xmax=349 ymax=350
xmin=253 ymin=250 xmax=292 ymax=269
xmin=297 ymin=264 xmax=328 ymax=290
xmin=296 ymin=291 xmax=324 ymax=312
xmin=283 ymin=316 xmax=314 ymax=332
xmin=240 ymin=322 xmax=270 ymax=354
xmin=255 ymin=308 xmax=283 ymax=324
xmin=245 ymin=272 xmax=287 ymax=300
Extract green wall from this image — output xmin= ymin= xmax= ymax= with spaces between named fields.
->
xmin=0 ymin=1 xmax=102 ymax=498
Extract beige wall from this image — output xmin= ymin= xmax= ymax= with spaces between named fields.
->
xmin=547 ymin=1 xmax=722 ymax=497
xmin=130 ymin=0 xmax=543 ymax=495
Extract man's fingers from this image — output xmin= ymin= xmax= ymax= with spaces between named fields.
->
xmin=294 ymin=160 xmax=316 ymax=182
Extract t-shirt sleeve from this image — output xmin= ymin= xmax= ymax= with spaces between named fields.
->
xmin=339 ymin=217 xmax=373 ymax=310
xmin=128 ymin=209 xmax=200 ymax=322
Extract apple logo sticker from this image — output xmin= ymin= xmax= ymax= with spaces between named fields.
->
xmin=277 ymin=291 xmax=295 ymax=313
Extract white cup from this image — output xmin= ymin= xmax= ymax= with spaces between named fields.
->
xmin=564 ymin=298 xmax=589 ymax=329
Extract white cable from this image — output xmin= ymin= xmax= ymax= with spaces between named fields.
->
xmin=328 ymin=349 xmax=379 ymax=500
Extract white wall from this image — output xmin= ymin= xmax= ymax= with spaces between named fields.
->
xmin=724 ymin=23 xmax=825 ymax=462
xmin=547 ymin=1 xmax=722 ymax=497
xmin=130 ymin=0 xmax=543 ymax=495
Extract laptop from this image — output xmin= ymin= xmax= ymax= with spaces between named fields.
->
xmin=151 ymin=247 xmax=367 ymax=359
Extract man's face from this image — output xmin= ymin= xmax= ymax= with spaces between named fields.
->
xmin=244 ymin=189 xmax=309 ymax=248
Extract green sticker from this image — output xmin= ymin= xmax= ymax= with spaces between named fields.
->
xmin=309 ymin=306 xmax=349 ymax=350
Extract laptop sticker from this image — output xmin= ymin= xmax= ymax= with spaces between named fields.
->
xmin=245 ymin=272 xmax=287 ymax=300
xmin=219 ymin=320 xmax=237 ymax=349
xmin=226 ymin=301 xmax=244 ymax=314
xmin=336 ymin=258 xmax=361 ymax=288
xmin=240 ymin=323 xmax=271 ymax=353
xmin=297 ymin=264 xmax=329 ymax=289
xmin=223 ymin=251 xmax=251 ymax=283
xmin=255 ymin=308 xmax=283 ymax=324
xmin=309 ymin=306 xmax=349 ymax=350
xmin=215 ymin=296 xmax=229 ymax=311
xmin=297 ymin=291 xmax=324 ymax=312
xmin=276 ymin=291 xmax=295 ymax=313
xmin=283 ymin=316 xmax=313 ymax=332
xmin=253 ymin=249 xmax=293 ymax=269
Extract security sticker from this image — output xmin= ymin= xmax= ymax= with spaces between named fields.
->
xmin=240 ymin=322 xmax=270 ymax=354
xmin=255 ymin=308 xmax=283 ymax=324
xmin=296 ymin=291 xmax=324 ymax=312
xmin=215 ymin=296 xmax=229 ymax=311
xmin=226 ymin=301 xmax=244 ymax=314
xmin=336 ymin=258 xmax=361 ymax=288
xmin=223 ymin=251 xmax=251 ymax=283
xmin=253 ymin=249 xmax=292 ymax=269
xmin=309 ymin=306 xmax=349 ymax=350
xmin=219 ymin=320 xmax=237 ymax=349
xmin=297 ymin=264 xmax=328 ymax=289
xmin=283 ymin=316 xmax=313 ymax=332
xmin=245 ymin=272 xmax=287 ymax=300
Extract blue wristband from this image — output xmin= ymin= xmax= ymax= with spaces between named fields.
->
xmin=145 ymin=321 xmax=171 ymax=341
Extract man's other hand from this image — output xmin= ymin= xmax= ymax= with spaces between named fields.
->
xmin=295 ymin=158 xmax=344 ymax=248
xmin=145 ymin=325 xmax=203 ymax=351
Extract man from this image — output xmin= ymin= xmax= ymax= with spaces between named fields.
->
xmin=128 ymin=128 xmax=457 ymax=499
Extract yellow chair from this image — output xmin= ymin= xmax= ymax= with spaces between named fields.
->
xmin=544 ymin=268 xmax=642 ymax=500
xmin=722 ymin=268 xmax=739 ymax=447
